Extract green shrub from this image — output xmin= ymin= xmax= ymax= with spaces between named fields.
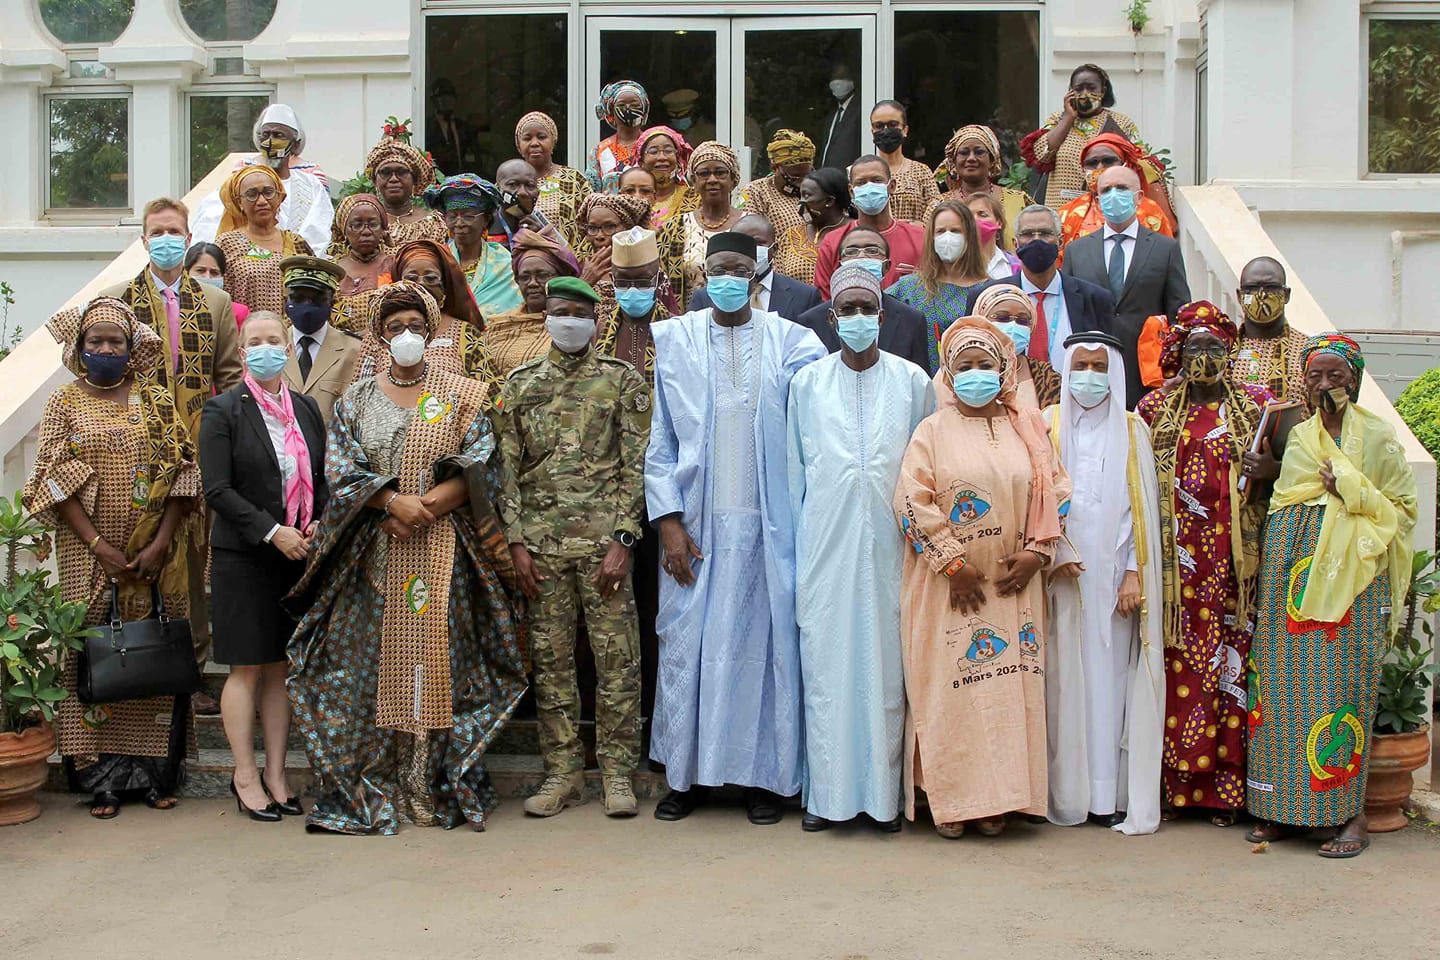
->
xmin=1395 ymin=367 xmax=1440 ymax=548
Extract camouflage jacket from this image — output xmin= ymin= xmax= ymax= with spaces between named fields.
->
xmin=496 ymin=346 xmax=651 ymax=558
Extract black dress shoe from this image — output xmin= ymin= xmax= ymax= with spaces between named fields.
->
xmin=262 ymin=769 xmax=304 ymax=816
xmin=1089 ymin=811 xmax=1126 ymax=828
xmin=230 ymin=777 xmax=282 ymax=822
xmin=745 ymin=788 xmax=784 ymax=825
xmin=654 ymin=787 xmax=706 ymax=821
xmin=801 ymin=811 xmax=832 ymax=832
xmin=873 ymin=814 xmax=903 ymax=833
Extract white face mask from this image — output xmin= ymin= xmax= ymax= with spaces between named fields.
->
xmin=829 ymin=79 xmax=855 ymax=101
xmin=386 ymin=329 xmax=427 ymax=367
xmin=546 ymin=315 xmax=596 ymax=353
xmin=933 ymin=231 xmax=966 ymax=264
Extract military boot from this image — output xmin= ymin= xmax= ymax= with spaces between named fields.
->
xmin=602 ymin=776 xmax=638 ymax=817
xmin=523 ymin=773 xmax=587 ymax=817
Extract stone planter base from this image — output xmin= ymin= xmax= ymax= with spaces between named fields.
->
xmin=0 ymin=722 xmax=56 ymax=826
xmin=1365 ymin=724 xmax=1430 ymax=833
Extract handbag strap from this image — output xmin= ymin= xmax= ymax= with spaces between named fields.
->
xmin=107 ymin=580 xmax=122 ymax=628
xmin=149 ymin=580 xmax=170 ymax=622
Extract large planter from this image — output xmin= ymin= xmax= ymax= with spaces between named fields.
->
xmin=1365 ymin=723 xmax=1431 ymax=833
xmin=0 ymin=722 xmax=55 ymax=826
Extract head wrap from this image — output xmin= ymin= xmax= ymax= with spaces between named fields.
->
xmin=933 ymin=316 xmax=1065 ymax=546
xmin=218 ymin=164 xmax=286 ymax=235
xmin=392 ymin=238 xmax=483 ymax=328
xmin=579 ymin=192 xmax=652 ymax=231
xmin=1072 ymin=63 xmax=1117 ymax=109
xmin=1303 ymin=333 xmax=1366 ymax=398
xmin=688 ymin=140 xmax=741 ymax=184
xmin=595 ymin=80 xmax=650 ymax=127
xmin=945 ymin=125 xmax=1003 ymax=180
xmin=637 ymin=126 xmax=694 ymax=183
xmin=368 ymin=279 xmax=443 ymax=342
xmin=510 ymin=226 xmax=581 ymax=279
xmin=252 ymin=104 xmax=304 ymax=151
xmin=973 ymin=283 xmax=1035 ymax=322
xmin=612 ymin=226 xmax=660 ymax=268
xmin=1062 ymin=329 xmax=1124 ymax=351
xmin=706 ymin=231 xmax=757 ymax=261
xmin=830 ymin=262 xmax=882 ymax=305
xmin=766 ymin=129 xmax=816 ymax=168
xmin=1159 ymin=300 xmax=1239 ymax=379
xmin=47 ymin=297 xmax=165 ymax=378
xmin=1081 ymin=133 xmax=1142 ymax=173
xmin=546 ymin=276 xmax=601 ymax=305
xmin=365 ymin=137 xmax=434 ymax=196
xmin=514 ymin=111 xmax=560 ymax=152
xmin=279 ymin=255 xmax=345 ymax=293
xmin=423 ymin=173 xmax=503 ymax=213
xmin=328 ymin=193 xmax=389 ymax=258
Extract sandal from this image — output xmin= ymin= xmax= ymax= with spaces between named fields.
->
xmin=1318 ymin=834 xmax=1370 ymax=859
xmin=143 ymin=789 xmax=179 ymax=810
xmin=1210 ymin=810 xmax=1237 ymax=828
xmin=974 ymin=816 xmax=1006 ymax=837
xmin=89 ymin=791 xmax=121 ymax=819
xmin=935 ymin=821 xmax=965 ymax=840
xmin=1245 ymin=821 xmax=1306 ymax=844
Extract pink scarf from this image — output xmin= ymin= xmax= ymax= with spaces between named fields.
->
xmin=244 ymin=372 xmax=314 ymax=531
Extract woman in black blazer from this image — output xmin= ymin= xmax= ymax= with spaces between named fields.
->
xmin=199 ymin=310 xmax=327 ymax=822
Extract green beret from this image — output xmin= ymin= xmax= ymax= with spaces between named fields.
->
xmin=545 ymin=276 xmax=601 ymax=304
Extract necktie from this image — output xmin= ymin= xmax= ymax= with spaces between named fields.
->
xmin=750 ymin=287 xmax=764 ymax=311
xmin=1028 ymin=291 xmax=1049 ymax=363
xmin=162 ymin=287 xmax=181 ymax=373
xmin=298 ymin=336 xmax=315 ymax=382
xmin=1107 ymin=234 xmax=1128 ymax=301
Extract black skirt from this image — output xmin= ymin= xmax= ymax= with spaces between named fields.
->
xmin=210 ymin=546 xmax=307 ymax=666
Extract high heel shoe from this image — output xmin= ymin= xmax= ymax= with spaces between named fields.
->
xmin=262 ymin=767 xmax=304 ymax=817
xmin=230 ymin=776 xmax=282 ymax=822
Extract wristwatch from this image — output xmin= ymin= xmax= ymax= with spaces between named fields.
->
xmin=613 ymin=530 xmax=638 ymax=548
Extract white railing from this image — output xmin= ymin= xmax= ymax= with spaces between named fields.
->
xmin=0 ymin=154 xmax=248 ymax=499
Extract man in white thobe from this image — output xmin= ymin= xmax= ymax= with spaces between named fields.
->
xmin=1045 ymin=330 xmax=1166 ymax=835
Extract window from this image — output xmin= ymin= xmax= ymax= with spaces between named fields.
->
xmin=892 ymin=11 xmax=1040 ymax=177
xmin=37 ymin=0 xmax=134 ymax=44
xmin=47 ymin=96 xmax=130 ymax=210
xmin=188 ymin=94 xmax=270 ymax=188
xmin=179 ymin=0 xmax=277 ymax=43
xmin=1368 ymin=18 xmax=1440 ymax=174
xmin=426 ymin=14 xmax=568 ymax=177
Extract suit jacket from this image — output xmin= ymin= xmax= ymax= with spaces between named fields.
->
xmin=687 ymin=273 xmax=823 ymax=325
xmin=281 ymin=325 xmax=363 ymax=425
xmin=1062 ymin=226 xmax=1190 ymax=407
xmin=199 ymin=383 xmax=328 ymax=554
xmin=974 ymin=270 xmax=1117 ymax=339
xmin=795 ymin=294 xmax=932 ymax=374
xmin=819 ymin=96 xmax=862 ymax=170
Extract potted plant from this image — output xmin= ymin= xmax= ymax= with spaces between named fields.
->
xmin=1365 ymin=550 xmax=1439 ymax=832
xmin=0 ymin=493 xmax=94 ymax=826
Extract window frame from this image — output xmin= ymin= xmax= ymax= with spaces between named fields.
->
xmin=41 ymin=89 xmax=134 ymax=219
xmin=1361 ymin=7 xmax=1440 ymax=179
xmin=183 ymin=84 xmax=275 ymax=188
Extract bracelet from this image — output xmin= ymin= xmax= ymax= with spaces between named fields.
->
xmin=382 ymin=491 xmax=401 ymax=515
xmin=942 ymin=556 xmax=967 ymax=578
xmin=87 ymin=533 xmax=102 ymax=551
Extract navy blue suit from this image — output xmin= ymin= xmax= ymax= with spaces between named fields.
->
xmin=687 ymin=273 xmax=823 ymax=326
xmin=795 ymin=294 xmax=932 ymax=374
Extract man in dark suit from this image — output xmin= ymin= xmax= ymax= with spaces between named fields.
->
xmin=688 ymin=215 xmax=822 ymax=324
xmin=818 ymin=63 xmax=861 ymax=170
xmin=1062 ymin=166 xmax=1189 ymax=407
xmin=795 ymin=226 xmax=931 ymax=373
xmin=277 ymin=257 xmax=362 ymax=425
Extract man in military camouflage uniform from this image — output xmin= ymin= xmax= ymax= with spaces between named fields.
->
xmin=498 ymin=275 xmax=652 ymax=818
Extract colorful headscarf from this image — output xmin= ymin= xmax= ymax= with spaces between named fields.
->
xmin=510 ymin=226 xmax=581 ymax=279
xmin=766 ymin=129 xmax=816 ymax=168
xmin=392 ymin=238 xmax=483 ymax=328
xmin=48 ymin=297 xmax=165 ymax=379
xmin=594 ymin=80 xmax=650 ymax=127
xmin=637 ymin=126 xmax=694 ymax=183
xmin=579 ymin=192 xmax=653 ymax=231
xmin=688 ymin=140 xmax=741 ymax=184
xmin=945 ymin=125 xmax=1003 ymax=180
xmin=364 ymin=136 xmax=434 ymax=195
xmin=423 ymin=173 xmax=503 ymax=213
xmin=1159 ymin=299 xmax=1239 ymax=379
xmin=1081 ymin=133 xmax=1143 ymax=177
xmin=972 ymin=283 xmax=1035 ymax=322
xmin=368 ymin=279 xmax=443 ymax=342
xmin=218 ymin=164 xmax=286 ymax=235
xmin=514 ymin=111 xmax=560 ymax=152
xmin=1303 ymin=332 xmax=1366 ymax=398
xmin=329 ymin=193 xmax=389 ymax=259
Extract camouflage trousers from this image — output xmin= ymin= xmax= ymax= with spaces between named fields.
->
xmin=529 ymin=552 xmax=642 ymax=777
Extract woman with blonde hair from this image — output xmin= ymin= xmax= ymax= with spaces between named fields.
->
xmin=885 ymin=200 xmax=991 ymax=371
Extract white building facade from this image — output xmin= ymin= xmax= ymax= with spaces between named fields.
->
xmin=1 ymin=0 xmax=1438 ymax=375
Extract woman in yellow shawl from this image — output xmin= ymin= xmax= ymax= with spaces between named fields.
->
xmin=1245 ymin=334 xmax=1417 ymax=858
xmin=215 ymin=164 xmax=315 ymax=315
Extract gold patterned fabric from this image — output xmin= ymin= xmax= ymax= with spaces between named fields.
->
xmin=774 ymin=221 xmax=847 ymax=286
xmin=741 ymin=176 xmax=806 ymax=245
xmin=486 ymin=310 xmax=552 ymax=375
xmin=534 ymin=165 xmax=592 ymax=248
xmin=596 ymin=297 xmax=671 ymax=385
xmin=217 ymin=229 xmax=313 ymax=316
xmin=1031 ymin=108 xmax=1142 ymax=206
xmin=1232 ymin=327 xmax=1310 ymax=403
xmin=387 ymin=212 xmax=450 ymax=249
xmin=889 ymin=157 xmax=942 ymax=223
xmin=115 ymin=272 xmax=215 ymax=437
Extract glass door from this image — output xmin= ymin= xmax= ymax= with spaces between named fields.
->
xmin=585 ymin=18 xmax=731 ymax=160
xmin=730 ymin=16 xmax=876 ymax=180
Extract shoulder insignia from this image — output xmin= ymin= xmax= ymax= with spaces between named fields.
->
xmin=339 ymin=327 xmax=364 ymax=340
xmin=634 ymin=391 xmax=651 ymax=413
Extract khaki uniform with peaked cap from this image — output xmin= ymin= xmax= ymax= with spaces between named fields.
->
xmin=276 ymin=255 xmax=362 ymax=424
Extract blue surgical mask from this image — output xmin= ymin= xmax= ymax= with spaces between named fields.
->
xmin=286 ymin=300 xmax=329 ymax=335
xmin=1068 ymin=369 xmax=1111 ymax=408
xmin=194 ymin=274 xmax=225 ymax=289
xmin=243 ymin=343 xmax=289 ymax=379
xmin=706 ymin=275 xmax=752 ymax=313
xmin=951 ymin=368 xmax=1002 ymax=408
xmin=835 ymin=313 xmax=880 ymax=352
xmin=147 ymin=234 xmax=187 ymax=271
xmin=852 ymin=182 xmax=890 ymax=216
xmin=1098 ymin=188 xmax=1138 ymax=225
xmin=995 ymin=321 xmax=1031 ymax=356
xmin=614 ymin=285 xmax=657 ymax=318
xmin=847 ymin=257 xmax=886 ymax=283
xmin=81 ymin=351 xmax=129 ymax=385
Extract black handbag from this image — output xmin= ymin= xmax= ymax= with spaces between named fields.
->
xmin=77 ymin=582 xmax=199 ymax=705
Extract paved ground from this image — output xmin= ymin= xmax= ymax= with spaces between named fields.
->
xmin=5 ymin=793 xmax=1437 ymax=959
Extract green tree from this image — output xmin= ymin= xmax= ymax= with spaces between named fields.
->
xmin=1369 ymin=20 xmax=1440 ymax=174
xmin=49 ymin=98 xmax=129 ymax=209
xmin=179 ymin=0 xmax=277 ymax=42
xmin=38 ymin=0 xmax=134 ymax=44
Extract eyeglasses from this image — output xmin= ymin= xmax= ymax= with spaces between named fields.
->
xmin=347 ymin=218 xmax=382 ymax=232
xmin=1082 ymin=154 xmax=1125 ymax=171
xmin=240 ymin=186 xmax=278 ymax=202
xmin=374 ymin=166 xmax=412 ymax=181
xmin=1015 ymin=228 xmax=1058 ymax=241
xmin=384 ymin=321 xmax=428 ymax=336
xmin=872 ymin=120 xmax=903 ymax=131
xmin=402 ymin=272 xmax=443 ymax=287
xmin=644 ymin=142 xmax=678 ymax=158
xmin=952 ymin=146 xmax=990 ymax=159
xmin=443 ymin=210 xmax=488 ymax=224
xmin=1183 ymin=344 xmax=1229 ymax=359
xmin=832 ymin=304 xmax=879 ymax=317
xmin=705 ymin=265 xmax=756 ymax=279
xmin=584 ymin=222 xmax=621 ymax=237
xmin=840 ymin=245 xmax=887 ymax=258
xmin=989 ymin=314 xmax=1030 ymax=325
xmin=613 ymin=274 xmax=661 ymax=290
xmin=1239 ymin=284 xmax=1286 ymax=294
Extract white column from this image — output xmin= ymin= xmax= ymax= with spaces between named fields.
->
xmin=1200 ymin=0 xmax=1296 ymax=180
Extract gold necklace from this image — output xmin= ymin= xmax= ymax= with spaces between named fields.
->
xmin=697 ymin=209 xmax=732 ymax=231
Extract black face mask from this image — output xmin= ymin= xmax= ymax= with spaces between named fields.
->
xmin=779 ymin=174 xmax=803 ymax=197
xmin=1016 ymin=239 xmax=1060 ymax=274
xmin=873 ymin=128 xmax=906 ymax=153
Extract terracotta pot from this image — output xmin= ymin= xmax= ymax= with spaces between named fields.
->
xmin=1365 ymin=723 xmax=1431 ymax=833
xmin=0 ymin=722 xmax=55 ymax=826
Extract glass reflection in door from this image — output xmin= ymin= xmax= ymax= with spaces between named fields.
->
xmin=597 ymin=27 xmax=720 ymax=147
